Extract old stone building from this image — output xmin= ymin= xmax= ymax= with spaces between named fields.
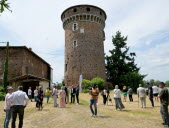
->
xmin=0 ymin=46 xmax=52 ymax=92
xmin=61 ymin=5 xmax=106 ymax=86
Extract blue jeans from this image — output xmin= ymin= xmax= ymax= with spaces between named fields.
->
xmin=4 ymin=109 xmax=12 ymax=128
xmin=46 ymin=95 xmax=50 ymax=103
xmin=34 ymin=96 xmax=37 ymax=102
xmin=90 ymin=98 xmax=97 ymax=115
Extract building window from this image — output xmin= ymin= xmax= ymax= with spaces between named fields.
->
xmin=65 ymin=64 xmax=67 ymax=72
xmin=72 ymin=23 xmax=78 ymax=31
xmin=86 ymin=8 xmax=90 ymax=11
xmin=73 ymin=40 xmax=77 ymax=47
xmin=73 ymin=8 xmax=77 ymax=12
xmin=100 ymin=11 xmax=102 ymax=16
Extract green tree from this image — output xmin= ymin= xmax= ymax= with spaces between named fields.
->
xmin=105 ymin=31 xmax=146 ymax=91
xmin=165 ymin=80 xmax=169 ymax=87
xmin=0 ymin=0 xmax=11 ymax=13
xmin=82 ymin=79 xmax=91 ymax=89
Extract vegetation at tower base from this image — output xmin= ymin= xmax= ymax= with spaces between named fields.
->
xmin=0 ymin=86 xmax=5 ymax=101
xmin=0 ymin=0 xmax=12 ymax=13
xmin=81 ymin=77 xmax=105 ymax=93
xmin=105 ymin=31 xmax=146 ymax=92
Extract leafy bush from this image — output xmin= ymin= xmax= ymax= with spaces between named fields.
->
xmin=81 ymin=77 xmax=105 ymax=92
xmin=0 ymin=86 xmax=6 ymax=101
xmin=82 ymin=79 xmax=92 ymax=89
xmin=90 ymin=77 xmax=105 ymax=90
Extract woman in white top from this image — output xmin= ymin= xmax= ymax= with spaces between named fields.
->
xmin=113 ymin=85 xmax=125 ymax=111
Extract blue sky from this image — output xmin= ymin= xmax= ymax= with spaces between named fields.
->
xmin=0 ymin=0 xmax=169 ymax=83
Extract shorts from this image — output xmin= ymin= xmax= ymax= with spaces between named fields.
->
xmin=153 ymin=93 xmax=158 ymax=97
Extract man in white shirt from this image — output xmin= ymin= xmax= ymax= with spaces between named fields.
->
xmin=137 ymin=84 xmax=146 ymax=108
xmin=152 ymin=84 xmax=159 ymax=102
xmin=52 ymin=85 xmax=58 ymax=107
xmin=8 ymin=86 xmax=29 ymax=128
xmin=4 ymin=87 xmax=13 ymax=128
xmin=28 ymin=87 xmax=33 ymax=102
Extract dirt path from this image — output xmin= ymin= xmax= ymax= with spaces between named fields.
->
xmin=0 ymin=93 xmax=164 ymax=128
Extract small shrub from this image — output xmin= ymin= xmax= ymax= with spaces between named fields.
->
xmin=0 ymin=86 xmax=6 ymax=101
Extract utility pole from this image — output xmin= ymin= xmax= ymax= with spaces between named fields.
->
xmin=0 ymin=42 xmax=9 ymax=92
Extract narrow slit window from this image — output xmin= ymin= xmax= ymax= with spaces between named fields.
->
xmin=73 ymin=40 xmax=77 ymax=47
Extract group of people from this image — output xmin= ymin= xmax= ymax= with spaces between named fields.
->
xmin=3 ymin=82 xmax=169 ymax=128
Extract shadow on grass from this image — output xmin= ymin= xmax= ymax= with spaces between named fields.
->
xmin=97 ymin=116 xmax=111 ymax=118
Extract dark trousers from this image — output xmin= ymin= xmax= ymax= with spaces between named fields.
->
xmin=160 ymin=105 xmax=169 ymax=125
xmin=103 ymin=95 xmax=107 ymax=105
xmin=90 ymin=98 xmax=97 ymax=115
xmin=12 ymin=105 xmax=24 ymax=128
xmin=149 ymin=96 xmax=154 ymax=107
xmin=71 ymin=93 xmax=75 ymax=103
xmin=129 ymin=94 xmax=133 ymax=102
xmin=76 ymin=94 xmax=79 ymax=103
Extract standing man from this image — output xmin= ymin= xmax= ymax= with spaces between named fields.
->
xmin=147 ymin=83 xmax=154 ymax=107
xmin=158 ymin=82 xmax=169 ymax=127
xmin=52 ymin=85 xmax=58 ymax=107
xmin=137 ymin=84 xmax=146 ymax=108
xmin=89 ymin=84 xmax=99 ymax=117
xmin=70 ymin=85 xmax=76 ymax=103
xmin=4 ymin=87 xmax=13 ymax=128
xmin=28 ymin=87 xmax=33 ymax=102
xmin=128 ymin=86 xmax=133 ymax=102
xmin=8 ymin=86 xmax=29 ymax=128
xmin=64 ymin=85 xmax=69 ymax=104
xmin=75 ymin=85 xmax=79 ymax=105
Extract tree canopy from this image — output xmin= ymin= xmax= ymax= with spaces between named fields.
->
xmin=105 ymin=31 xmax=146 ymax=91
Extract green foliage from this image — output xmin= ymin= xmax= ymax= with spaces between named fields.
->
xmin=82 ymin=79 xmax=91 ymax=89
xmin=90 ymin=77 xmax=105 ymax=90
xmin=0 ymin=86 xmax=6 ymax=101
xmin=81 ymin=77 xmax=105 ymax=92
xmin=105 ymin=31 xmax=146 ymax=91
xmin=165 ymin=80 xmax=169 ymax=87
xmin=0 ymin=0 xmax=12 ymax=13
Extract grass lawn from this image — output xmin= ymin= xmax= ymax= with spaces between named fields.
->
xmin=0 ymin=92 xmax=164 ymax=128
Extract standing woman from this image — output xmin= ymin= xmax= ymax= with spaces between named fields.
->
xmin=102 ymin=88 xmax=107 ymax=105
xmin=36 ymin=86 xmax=44 ymax=110
xmin=114 ymin=85 xmax=125 ymax=111
xmin=123 ymin=86 xmax=127 ymax=102
xmin=59 ymin=87 xmax=66 ymax=108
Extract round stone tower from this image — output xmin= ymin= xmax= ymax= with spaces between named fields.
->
xmin=61 ymin=5 xmax=106 ymax=86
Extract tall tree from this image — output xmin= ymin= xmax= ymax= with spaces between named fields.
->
xmin=105 ymin=31 xmax=145 ymax=91
xmin=0 ymin=0 xmax=11 ymax=13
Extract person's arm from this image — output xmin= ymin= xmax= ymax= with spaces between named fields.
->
xmin=24 ymin=93 xmax=29 ymax=107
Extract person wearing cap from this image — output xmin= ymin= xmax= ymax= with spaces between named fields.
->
xmin=4 ymin=86 xmax=13 ymax=128
xmin=137 ymin=84 xmax=146 ymax=108
xmin=8 ymin=86 xmax=29 ymax=128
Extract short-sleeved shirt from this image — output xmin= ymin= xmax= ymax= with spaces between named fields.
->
xmin=159 ymin=88 xmax=169 ymax=106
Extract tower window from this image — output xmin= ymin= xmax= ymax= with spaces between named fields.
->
xmin=72 ymin=23 xmax=78 ymax=31
xmin=86 ymin=8 xmax=90 ymax=11
xmin=100 ymin=11 xmax=102 ymax=16
xmin=73 ymin=8 xmax=77 ymax=12
xmin=65 ymin=64 xmax=67 ymax=72
xmin=73 ymin=40 xmax=77 ymax=47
